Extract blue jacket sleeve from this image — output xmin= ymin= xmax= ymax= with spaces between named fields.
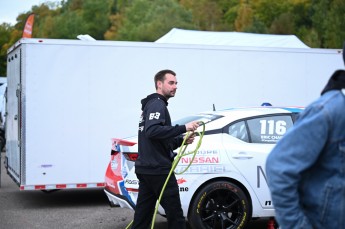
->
xmin=265 ymin=104 xmax=330 ymax=229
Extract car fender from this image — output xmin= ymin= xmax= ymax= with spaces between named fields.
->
xmin=177 ymin=170 xmax=261 ymax=217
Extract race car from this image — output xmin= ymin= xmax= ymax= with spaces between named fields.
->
xmin=104 ymin=106 xmax=303 ymax=229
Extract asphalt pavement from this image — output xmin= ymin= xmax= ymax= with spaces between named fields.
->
xmin=0 ymin=151 xmax=269 ymax=229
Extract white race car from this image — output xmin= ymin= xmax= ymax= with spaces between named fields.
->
xmin=104 ymin=106 xmax=303 ymax=229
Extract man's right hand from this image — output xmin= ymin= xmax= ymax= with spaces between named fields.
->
xmin=185 ymin=121 xmax=199 ymax=132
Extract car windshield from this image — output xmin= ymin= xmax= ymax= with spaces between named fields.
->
xmin=172 ymin=114 xmax=222 ymax=126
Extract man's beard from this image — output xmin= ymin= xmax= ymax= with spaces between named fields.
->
xmin=163 ymin=90 xmax=176 ymax=99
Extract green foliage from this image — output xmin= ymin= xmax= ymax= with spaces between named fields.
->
xmin=82 ymin=0 xmax=112 ymax=39
xmin=1 ymin=0 xmax=343 ymax=47
xmin=34 ymin=0 xmax=112 ymax=39
xmin=254 ymin=0 xmax=293 ymax=27
xmin=223 ymin=1 xmax=240 ymax=31
xmin=0 ymin=23 xmax=13 ymax=50
xmin=235 ymin=1 xmax=254 ymax=31
xmin=179 ymin=0 xmax=226 ymax=30
xmin=0 ymin=23 xmax=14 ymax=76
xmin=117 ymin=0 xmax=195 ymax=41
xmin=311 ymin=0 xmax=345 ymax=48
xmin=311 ymin=0 xmax=330 ymax=46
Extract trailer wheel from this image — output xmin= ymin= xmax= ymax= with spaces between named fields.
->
xmin=188 ymin=181 xmax=251 ymax=229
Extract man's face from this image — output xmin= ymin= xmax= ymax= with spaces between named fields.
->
xmin=157 ymin=73 xmax=177 ymax=99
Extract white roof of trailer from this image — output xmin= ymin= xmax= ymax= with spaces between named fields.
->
xmin=156 ymin=28 xmax=310 ymax=49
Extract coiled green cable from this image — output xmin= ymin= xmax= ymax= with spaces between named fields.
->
xmin=126 ymin=122 xmax=205 ymax=229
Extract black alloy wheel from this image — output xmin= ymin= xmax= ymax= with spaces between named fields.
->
xmin=188 ymin=181 xmax=251 ymax=229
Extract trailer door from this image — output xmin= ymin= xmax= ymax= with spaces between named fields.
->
xmin=5 ymin=47 xmax=22 ymax=184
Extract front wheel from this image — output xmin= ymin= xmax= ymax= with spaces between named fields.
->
xmin=188 ymin=181 xmax=251 ymax=229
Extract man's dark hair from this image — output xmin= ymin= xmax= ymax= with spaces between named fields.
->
xmin=154 ymin=69 xmax=176 ymax=89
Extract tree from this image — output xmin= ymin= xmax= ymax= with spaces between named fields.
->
xmin=179 ymin=0 xmax=226 ymax=30
xmin=117 ymin=0 xmax=195 ymax=41
xmin=33 ymin=0 xmax=113 ymax=39
xmin=289 ymin=0 xmax=316 ymax=47
xmin=235 ymin=0 xmax=254 ymax=31
xmin=322 ymin=0 xmax=345 ymax=48
xmin=104 ymin=0 xmax=130 ymax=40
xmin=269 ymin=12 xmax=294 ymax=34
xmin=310 ymin=0 xmax=345 ymax=48
xmin=310 ymin=0 xmax=330 ymax=47
xmin=223 ymin=0 xmax=241 ymax=31
xmin=0 ymin=23 xmax=14 ymax=76
xmin=254 ymin=0 xmax=293 ymax=27
xmin=82 ymin=0 xmax=113 ymax=39
xmin=179 ymin=0 xmax=240 ymax=31
xmin=32 ymin=3 xmax=59 ymax=38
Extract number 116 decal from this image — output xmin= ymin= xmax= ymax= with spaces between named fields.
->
xmin=260 ymin=120 xmax=287 ymax=135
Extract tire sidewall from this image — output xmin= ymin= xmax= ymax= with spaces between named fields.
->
xmin=188 ymin=181 xmax=250 ymax=229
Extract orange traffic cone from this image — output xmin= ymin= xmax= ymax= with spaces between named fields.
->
xmin=267 ymin=217 xmax=276 ymax=229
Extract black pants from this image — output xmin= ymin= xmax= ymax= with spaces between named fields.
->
xmin=131 ymin=173 xmax=186 ymax=229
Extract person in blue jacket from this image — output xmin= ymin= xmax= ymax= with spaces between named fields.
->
xmin=131 ymin=69 xmax=199 ymax=229
xmin=266 ymin=44 xmax=345 ymax=229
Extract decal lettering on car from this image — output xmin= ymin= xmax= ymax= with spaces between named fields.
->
xmin=259 ymin=119 xmax=287 ymax=143
xmin=180 ymin=156 xmax=219 ymax=164
xmin=195 ymin=149 xmax=219 ymax=155
xmin=179 ymin=187 xmax=189 ymax=192
xmin=257 ymin=166 xmax=267 ymax=188
xmin=180 ymin=150 xmax=220 ymax=164
xmin=125 ymin=179 xmax=139 ymax=185
xmin=175 ymin=165 xmax=225 ymax=174
xmin=265 ymin=200 xmax=272 ymax=206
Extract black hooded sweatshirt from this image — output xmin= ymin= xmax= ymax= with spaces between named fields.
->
xmin=321 ymin=42 xmax=345 ymax=95
xmin=321 ymin=70 xmax=345 ymax=95
xmin=135 ymin=93 xmax=186 ymax=174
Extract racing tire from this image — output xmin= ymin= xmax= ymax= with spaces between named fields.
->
xmin=188 ymin=181 xmax=251 ymax=229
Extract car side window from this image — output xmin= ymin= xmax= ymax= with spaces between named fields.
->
xmin=228 ymin=121 xmax=249 ymax=142
xmin=247 ymin=115 xmax=293 ymax=144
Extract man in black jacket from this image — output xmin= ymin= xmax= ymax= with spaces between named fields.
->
xmin=132 ymin=69 xmax=199 ymax=229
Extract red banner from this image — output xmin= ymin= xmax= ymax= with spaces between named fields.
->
xmin=22 ymin=14 xmax=35 ymax=38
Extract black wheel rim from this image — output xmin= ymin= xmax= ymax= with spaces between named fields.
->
xmin=198 ymin=188 xmax=245 ymax=229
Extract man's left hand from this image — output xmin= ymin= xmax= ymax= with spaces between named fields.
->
xmin=185 ymin=133 xmax=196 ymax=144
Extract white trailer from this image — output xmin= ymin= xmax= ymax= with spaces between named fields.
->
xmin=5 ymin=38 xmax=343 ymax=190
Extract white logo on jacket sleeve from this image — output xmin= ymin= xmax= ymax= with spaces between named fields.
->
xmin=139 ymin=115 xmax=144 ymax=123
xmin=149 ymin=112 xmax=160 ymax=120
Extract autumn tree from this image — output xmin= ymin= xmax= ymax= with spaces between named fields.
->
xmin=116 ymin=0 xmax=195 ymax=41
xmin=81 ymin=0 xmax=113 ymax=39
xmin=311 ymin=0 xmax=345 ymax=48
xmin=33 ymin=0 xmax=113 ymax=39
xmin=234 ymin=0 xmax=254 ymax=31
xmin=323 ymin=0 xmax=345 ymax=48
xmin=0 ymin=23 xmax=14 ymax=76
xmin=180 ymin=0 xmax=225 ymax=30
xmin=32 ymin=3 xmax=60 ymax=38
xmin=222 ymin=1 xmax=240 ymax=31
xmin=104 ymin=0 xmax=132 ymax=40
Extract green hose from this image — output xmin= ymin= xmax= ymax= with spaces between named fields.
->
xmin=126 ymin=122 xmax=205 ymax=229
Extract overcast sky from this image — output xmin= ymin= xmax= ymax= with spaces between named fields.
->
xmin=0 ymin=0 xmax=52 ymax=25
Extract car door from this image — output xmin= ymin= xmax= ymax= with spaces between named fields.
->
xmin=223 ymin=114 xmax=294 ymax=208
